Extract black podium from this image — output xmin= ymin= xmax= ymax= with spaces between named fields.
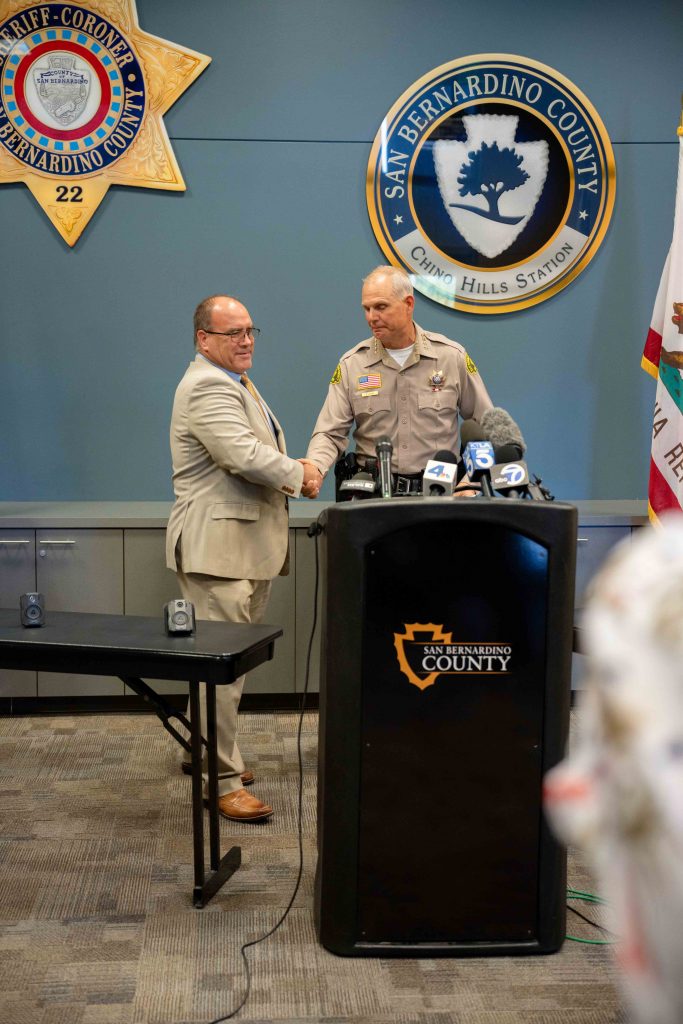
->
xmin=314 ymin=498 xmax=577 ymax=957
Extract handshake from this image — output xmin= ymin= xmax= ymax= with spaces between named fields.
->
xmin=297 ymin=458 xmax=323 ymax=500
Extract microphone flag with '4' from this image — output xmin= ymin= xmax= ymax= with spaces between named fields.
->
xmin=423 ymin=450 xmax=458 ymax=496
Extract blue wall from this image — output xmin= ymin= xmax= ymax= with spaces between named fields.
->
xmin=1 ymin=0 xmax=679 ymax=501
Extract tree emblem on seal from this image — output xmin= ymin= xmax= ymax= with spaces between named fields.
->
xmin=453 ymin=141 xmax=530 ymax=224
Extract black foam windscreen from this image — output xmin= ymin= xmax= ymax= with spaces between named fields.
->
xmin=494 ymin=443 xmax=524 ymax=464
xmin=433 ymin=449 xmax=459 ymax=465
xmin=459 ymin=419 xmax=487 ymax=450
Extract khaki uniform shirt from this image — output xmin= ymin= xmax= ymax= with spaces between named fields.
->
xmin=306 ymin=324 xmax=493 ymax=476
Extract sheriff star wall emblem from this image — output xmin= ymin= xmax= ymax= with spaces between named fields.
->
xmin=0 ymin=0 xmax=210 ymax=245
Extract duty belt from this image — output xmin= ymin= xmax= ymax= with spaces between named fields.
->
xmin=392 ymin=473 xmax=423 ymax=495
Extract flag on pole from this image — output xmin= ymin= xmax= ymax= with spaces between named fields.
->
xmin=642 ymin=133 xmax=683 ymax=522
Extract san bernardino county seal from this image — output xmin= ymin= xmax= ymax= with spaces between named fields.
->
xmin=367 ymin=54 xmax=616 ymax=314
xmin=0 ymin=1 xmax=210 ymax=245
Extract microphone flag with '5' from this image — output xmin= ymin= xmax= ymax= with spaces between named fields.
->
xmin=423 ymin=450 xmax=458 ymax=496
xmin=463 ymin=439 xmax=495 ymax=496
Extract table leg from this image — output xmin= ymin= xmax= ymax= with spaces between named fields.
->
xmin=206 ymin=683 xmax=220 ymax=870
xmin=189 ymin=680 xmax=241 ymax=908
xmin=189 ymin=681 xmax=206 ymax=902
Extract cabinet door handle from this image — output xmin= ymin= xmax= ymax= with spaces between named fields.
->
xmin=577 ymin=537 xmax=589 ymax=543
xmin=0 ymin=540 xmax=30 ymax=545
xmin=38 ymin=540 xmax=76 ymax=557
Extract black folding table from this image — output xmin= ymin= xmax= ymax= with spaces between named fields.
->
xmin=0 ymin=608 xmax=282 ymax=907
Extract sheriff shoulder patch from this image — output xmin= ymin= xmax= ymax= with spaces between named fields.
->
xmin=330 ymin=364 xmax=342 ymax=385
xmin=465 ymin=354 xmax=478 ymax=375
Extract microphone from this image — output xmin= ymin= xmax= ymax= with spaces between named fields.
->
xmin=489 ymin=442 xmax=529 ymax=498
xmin=463 ymin=440 xmax=495 ymax=496
xmin=490 ymin=459 xmax=530 ymax=498
xmin=462 ymin=419 xmax=489 ymax=483
xmin=461 ymin=422 xmax=494 ymax=496
xmin=338 ymin=472 xmax=377 ymax=500
xmin=480 ymin=407 xmax=526 ymax=460
xmin=375 ymin=437 xmax=393 ymax=499
xmin=458 ymin=420 xmax=488 ymax=484
xmin=422 ymin=449 xmax=458 ymax=496
xmin=459 ymin=419 xmax=488 ymax=451
xmin=480 ymin=408 xmax=553 ymax=499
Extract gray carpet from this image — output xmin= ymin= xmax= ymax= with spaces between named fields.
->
xmin=0 ymin=710 xmax=626 ymax=1024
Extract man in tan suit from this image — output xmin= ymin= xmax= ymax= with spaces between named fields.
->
xmin=166 ymin=295 xmax=319 ymax=821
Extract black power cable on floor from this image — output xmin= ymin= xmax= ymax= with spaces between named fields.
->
xmin=205 ymin=522 xmax=321 ymax=1024
xmin=565 ymin=887 xmax=616 ymax=946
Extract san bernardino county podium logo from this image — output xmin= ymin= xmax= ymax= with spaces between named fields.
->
xmin=0 ymin=1 xmax=210 ymax=245
xmin=367 ymin=54 xmax=616 ymax=314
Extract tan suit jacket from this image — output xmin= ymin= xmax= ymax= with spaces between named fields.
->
xmin=166 ymin=354 xmax=303 ymax=580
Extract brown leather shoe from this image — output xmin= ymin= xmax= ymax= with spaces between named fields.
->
xmin=181 ymin=761 xmax=254 ymax=786
xmin=215 ymin=788 xmax=273 ymax=821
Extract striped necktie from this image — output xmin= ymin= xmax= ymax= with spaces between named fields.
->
xmin=240 ymin=374 xmax=272 ymax=431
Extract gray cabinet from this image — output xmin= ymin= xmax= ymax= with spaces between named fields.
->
xmin=575 ymin=526 xmax=631 ymax=607
xmin=122 ymin=527 xmax=296 ymax=695
xmin=0 ymin=503 xmax=651 ymax=705
xmin=572 ymin=523 xmax=640 ymax=690
xmin=36 ymin=529 xmax=124 ymax=696
xmin=0 ymin=530 xmax=37 ymax=697
xmin=123 ymin=529 xmax=185 ymax=695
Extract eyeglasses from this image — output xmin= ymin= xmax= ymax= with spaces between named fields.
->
xmin=204 ymin=327 xmax=261 ymax=341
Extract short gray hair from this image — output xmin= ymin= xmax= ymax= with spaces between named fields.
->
xmin=193 ymin=294 xmax=238 ymax=346
xmin=362 ymin=265 xmax=414 ymax=299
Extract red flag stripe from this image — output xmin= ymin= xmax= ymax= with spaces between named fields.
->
xmin=648 ymin=456 xmax=681 ymax=522
xmin=642 ymin=326 xmax=663 ymax=374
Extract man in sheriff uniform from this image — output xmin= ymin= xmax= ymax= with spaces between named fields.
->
xmin=305 ymin=265 xmax=493 ymax=493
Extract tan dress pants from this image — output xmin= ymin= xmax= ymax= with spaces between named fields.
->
xmin=176 ymin=569 xmax=271 ymax=796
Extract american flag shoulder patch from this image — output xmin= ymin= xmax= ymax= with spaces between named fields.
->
xmin=358 ymin=373 xmax=382 ymax=390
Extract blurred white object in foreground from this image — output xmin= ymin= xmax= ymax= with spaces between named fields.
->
xmin=544 ymin=515 xmax=683 ymax=1024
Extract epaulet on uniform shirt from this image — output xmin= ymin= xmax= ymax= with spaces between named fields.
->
xmin=421 ymin=332 xmax=468 ymax=357
xmin=327 ymin=339 xmax=373 ymax=386
xmin=339 ymin=337 xmax=374 ymax=363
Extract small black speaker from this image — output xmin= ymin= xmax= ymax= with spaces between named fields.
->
xmin=20 ymin=592 xmax=45 ymax=627
xmin=164 ymin=599 xmax=195 ymax=635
